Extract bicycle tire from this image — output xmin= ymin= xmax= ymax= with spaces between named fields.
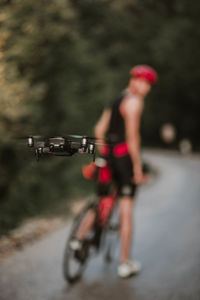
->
xmin=62 ymin=200 xmax=98 ymax=283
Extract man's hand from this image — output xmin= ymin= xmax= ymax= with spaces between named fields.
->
xmin=133 ymin=164 xmax=147 ymax=184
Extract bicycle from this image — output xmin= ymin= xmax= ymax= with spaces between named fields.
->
xmin=62 ymin=159 xmax=150 ymax=283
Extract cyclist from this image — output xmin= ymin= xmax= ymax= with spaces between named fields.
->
xmin=71 ymin=65 xmax=158 ymax=278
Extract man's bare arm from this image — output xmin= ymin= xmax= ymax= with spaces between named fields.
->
xmin=94 ymin=109 xmax=111 ymax=152
xmin=121 ymin=98 xmax=143 ymax=183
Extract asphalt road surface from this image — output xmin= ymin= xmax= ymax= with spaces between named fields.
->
xmin=0 ymin=151 xmax=200 ymax=300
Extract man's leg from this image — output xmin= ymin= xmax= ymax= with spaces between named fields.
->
xmin=119 ymin=196 xmax=134 ymax=262
xmin=76 ymin=194 xmax=114 ymax=239
xmin=76 ymin=209 xmax=96 ymax=240
xmin=76 ymin=183 xmax=112 ymax=240
xmin=69 ymin=208 xmax=96 ymax=251
xmin=117 ymin=196 xmax=141 ymax=278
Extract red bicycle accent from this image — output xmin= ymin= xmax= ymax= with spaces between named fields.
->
xmin=113 ymin=142 xmax=129 ymax=157
xmin=98 ymin=165 xmax=112 ymax=183
xmin=82 ymin=162 xmax=97 ymax=180
xmin=98 ymin=196 xmax=115 ymax=225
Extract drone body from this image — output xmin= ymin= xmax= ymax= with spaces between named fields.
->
xmin=27 ymin=136 xmax=98 ymax=161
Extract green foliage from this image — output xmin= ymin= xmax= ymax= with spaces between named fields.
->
xmin=0 ymin=0 xmax=199 ymax=233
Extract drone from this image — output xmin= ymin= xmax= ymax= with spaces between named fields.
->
xmin=26 ymin=135 xmax=106 ymax=161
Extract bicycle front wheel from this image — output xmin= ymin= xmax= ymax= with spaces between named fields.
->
xmin=62 ymin=200 xmax=97 ymax=283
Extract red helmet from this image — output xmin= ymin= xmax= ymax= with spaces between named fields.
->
xmin=129 ymin=65 xmax=158 ymax=85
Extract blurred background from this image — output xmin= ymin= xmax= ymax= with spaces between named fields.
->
xmin=0 ymin=0 xmax=200 ymax=234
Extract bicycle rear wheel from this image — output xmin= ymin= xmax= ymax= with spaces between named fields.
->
xmin=63 ymin=200 xmax=98 ymax=283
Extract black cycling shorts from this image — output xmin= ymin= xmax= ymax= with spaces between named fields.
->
xmin=97 ymin=154 xmax=137 ymax=198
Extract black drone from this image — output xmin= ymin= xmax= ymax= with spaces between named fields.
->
xmin=26 ymin=135 xmax=105 ymax=161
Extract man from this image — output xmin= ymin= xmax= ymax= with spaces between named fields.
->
xmin=71 ymin=65 xmax=158 ymax=278
xmin=95 ymin=65 xmax=157 ymax=278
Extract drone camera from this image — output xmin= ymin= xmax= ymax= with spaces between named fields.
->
xmin=48 ymin=137 xmax=66 ymax=152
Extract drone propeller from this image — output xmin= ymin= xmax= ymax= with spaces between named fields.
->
xmin=93 ymin=142 xmax=108 ymax=146
xmin=67 ymin=134 xmax=84 ymax=139
xmin=17 ymin=135 xmax=44 ymax=140
xmin=70 ymin=140 xmax=107 ymax=146
xmin=17 ymin=134 xmax=106 ymax=142
xmin=67 ymin=134 xmax=104 ymax=141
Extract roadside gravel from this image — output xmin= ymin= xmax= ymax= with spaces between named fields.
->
xmin=0 ymin=199 xmax=87 ymax=261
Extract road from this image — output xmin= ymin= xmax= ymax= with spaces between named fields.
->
xmin=0 ymin=151 xmax=200 ymax=300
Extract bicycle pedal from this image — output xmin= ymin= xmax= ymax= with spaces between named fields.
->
xmin=74 ymin=246 xmax=89 ymax=263
xmin=107 ymin=223 xmax=119 ymax=231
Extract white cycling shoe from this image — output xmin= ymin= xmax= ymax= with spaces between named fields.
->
xmin=69 ymin=238 xmax=82 ymax=251
xmin=118 ymin=260 xmax=141 ymax=278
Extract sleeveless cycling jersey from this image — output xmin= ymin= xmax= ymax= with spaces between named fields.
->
xmin=98 ymin=93 xmax=137 ymax=198
xmin=107 ymin=95 xmax=126 ymax=144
